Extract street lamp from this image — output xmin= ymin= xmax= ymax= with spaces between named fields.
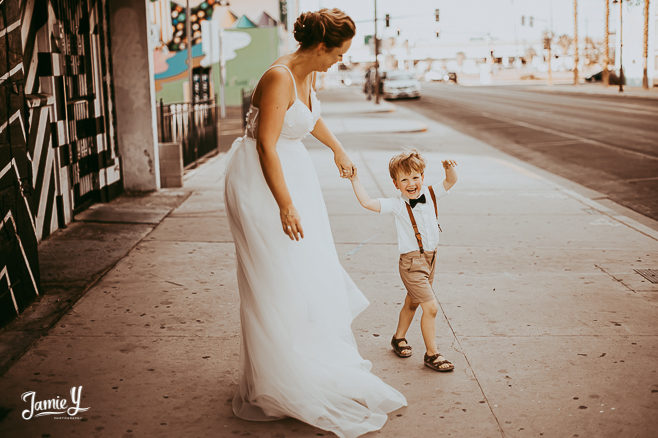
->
xmin=613 ymin=0 xmax=624 ymax=92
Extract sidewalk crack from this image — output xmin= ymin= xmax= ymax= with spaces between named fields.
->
xmin=594 ymin=264 xmax=636 ymax=293
xmin=437 ymin=298 xmax=506 ymax=437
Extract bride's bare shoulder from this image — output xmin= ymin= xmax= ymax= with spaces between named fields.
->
xmin=253 ymin=67 xmax=293 ymax=107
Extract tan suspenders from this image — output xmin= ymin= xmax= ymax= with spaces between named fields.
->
xmin=404 ymin=185 xmax=441 ymax=254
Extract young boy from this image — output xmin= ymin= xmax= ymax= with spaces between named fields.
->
xmin=349 ymin=150 xmax=458 ymax=372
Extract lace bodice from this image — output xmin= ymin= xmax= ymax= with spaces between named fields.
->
xmin=245 ymin=65 xmax=321 ymax=141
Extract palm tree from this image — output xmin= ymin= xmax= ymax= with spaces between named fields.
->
xmin=603 ymin=0 xmax=610 ymax=85
xmin=557 ymin=34 xmax=574 ymax=56
xmin=642 ymin=0 xmax=650 ymax=89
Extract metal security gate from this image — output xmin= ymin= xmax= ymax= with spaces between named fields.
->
xmin=50 ymin=0 xmax=120 ymax=213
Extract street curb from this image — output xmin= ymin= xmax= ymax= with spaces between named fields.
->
xmin=491 ymin=157 xmax=658 ymax=239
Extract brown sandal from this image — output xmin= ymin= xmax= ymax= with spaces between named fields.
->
xmin=424 ymin=353 xmax=454 ymax=372
xmin=391 ymin=336 xmax=413 ymax=358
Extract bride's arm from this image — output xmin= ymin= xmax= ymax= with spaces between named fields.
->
xmin=309 ymin=72 xmax=354 ymax=178
xmin=310 ymin=118 xmax=355 ymax=178
xmin=256 ymin=69 xmax=304 ymax=241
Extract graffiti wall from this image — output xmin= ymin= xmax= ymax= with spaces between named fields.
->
xmin=0 ymin=0 xmax=120 ymax=325
xmin=154 ymin=26 xmax=279 ymax=106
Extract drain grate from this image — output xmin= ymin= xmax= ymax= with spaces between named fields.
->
xmin=634 ymin=269 xmax=658 ymax=284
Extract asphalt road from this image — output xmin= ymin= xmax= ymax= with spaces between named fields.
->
xmin=392 ymin=83 xmax=658 ymax=221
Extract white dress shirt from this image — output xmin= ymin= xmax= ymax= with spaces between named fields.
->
xmin=378 ymin=184 xmax=449 ymax=254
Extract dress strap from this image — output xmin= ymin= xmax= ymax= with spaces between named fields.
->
xmin=262 ymin=64 xmax=298 ymax=100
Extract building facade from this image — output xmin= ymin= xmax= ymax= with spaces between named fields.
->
xmin=1 ymin=0 xmax=160 ymax=326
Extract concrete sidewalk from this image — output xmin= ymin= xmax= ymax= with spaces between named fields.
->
xmin=1 ymin=89 xmax=657 ymax=437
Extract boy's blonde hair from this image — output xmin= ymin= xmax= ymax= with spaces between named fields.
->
xmin=388 ymin=149 xmax=426 ymax=180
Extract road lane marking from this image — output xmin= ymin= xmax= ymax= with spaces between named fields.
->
xmin=480 ymin=112 xmax=658 ymax=161
xmin=524 ymin=139 xmax=582 ymax=147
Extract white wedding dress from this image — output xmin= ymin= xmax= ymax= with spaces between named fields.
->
xmin=224 ymin=65 xmax=407 ymax=438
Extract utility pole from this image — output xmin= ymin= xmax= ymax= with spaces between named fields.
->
xmin=543 ymin=32 xmax=553 ymax=85
xmin=642 ymin=0 xmax=650 ymax=89
xmin=186 ymin=0 xmax=193 ymax=102
xmin=186 ymin=0 xmax=197 ymax=165
xmin=603 ymin=0 xmax=610 ymax=85
xmin=573 ymin=0 xmax=579 ymax=85
xmin=219 ymin=27 xmax=226 ymax=118
xmin=547 ymin=35 xmax=553 ymax=85
xmin=374 ymin=0 xmax=381 ymax=104
xmin=618 ymin=0 xmax=624 ymax=92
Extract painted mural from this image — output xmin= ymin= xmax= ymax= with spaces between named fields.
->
xmin=153 ymin=4 xmax=279 ymax=106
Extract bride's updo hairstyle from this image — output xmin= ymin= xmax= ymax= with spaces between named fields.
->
xmin=293 ymin=8 xmax=355 ymax=50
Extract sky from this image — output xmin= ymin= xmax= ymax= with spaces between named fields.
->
xmin=296 ymin=0 xmax=615 ymax=45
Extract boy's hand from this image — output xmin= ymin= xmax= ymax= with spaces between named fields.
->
xmin=348 ymin=167 xmax=358 ymax=181
xmin=442 ymin=159 xmax=458 ymax=191
xmin=442 ymin=160 xmax=458 ymax=170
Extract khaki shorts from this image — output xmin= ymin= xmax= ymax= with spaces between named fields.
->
xmin=399 ymin=250 xmax=437 ymax=304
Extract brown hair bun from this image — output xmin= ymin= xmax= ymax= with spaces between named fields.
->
xmin=293 ymin=8 xmax=355 ymax=50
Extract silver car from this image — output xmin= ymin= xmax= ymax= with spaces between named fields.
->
xmin=381 ymin=71 xmax=421 ymax=100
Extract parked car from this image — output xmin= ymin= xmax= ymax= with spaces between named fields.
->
xmin=424 ymin=69 xmax=458 ymax=83
xmin=381 ymin=71 xmax=421 ymax=100
xmin=585 ymin=70 xmax=624 ymax=85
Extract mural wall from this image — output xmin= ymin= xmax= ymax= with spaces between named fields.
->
xmin=0 ymin=0 xmax=120 ymax=325
xmin=155 ymin=28 xmax=278 ymax=106
xmin=153 ymin=5 xmax=280 ymax=106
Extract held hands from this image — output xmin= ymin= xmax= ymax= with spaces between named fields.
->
xmin=334 ymin=150 xmax=356 ymax=179
xmin=280 ymin=205 xmax=304 ymax=241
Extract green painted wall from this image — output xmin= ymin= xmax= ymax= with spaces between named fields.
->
xmin=156 ymin=77 xmax=185 ymax=103
xmin=217 ymin=27 xmax=279 ymax=106
xmin=155 ymin=27 xmax=279 ymax=106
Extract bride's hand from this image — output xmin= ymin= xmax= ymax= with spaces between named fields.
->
xmin=280 ymin=205 xmax=304 ymax=241
xmin=334 ymin=150 xmax=355 ymax=179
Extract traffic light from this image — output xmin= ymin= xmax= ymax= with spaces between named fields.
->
xmin=435 ymin=9 xmax=440 ymax=22
xmin=521 ymin=15 xmax=525 ymax=25
xmin=529 ymin=16 xmax=534 ymax=27
xmin=385 ymin=13 xmax=390 ymax=27
xmin=435 ymin=30 xmax=440 ymax=38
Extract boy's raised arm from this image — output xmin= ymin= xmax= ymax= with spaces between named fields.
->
xmin=349 ymin=171 xmax=381 ymax=213
xmin=442 ymin=160 xmax=458 ymax=191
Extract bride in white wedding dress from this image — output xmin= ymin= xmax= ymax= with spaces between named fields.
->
xmin=223 ymin=8 xmax=407 ymax=438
